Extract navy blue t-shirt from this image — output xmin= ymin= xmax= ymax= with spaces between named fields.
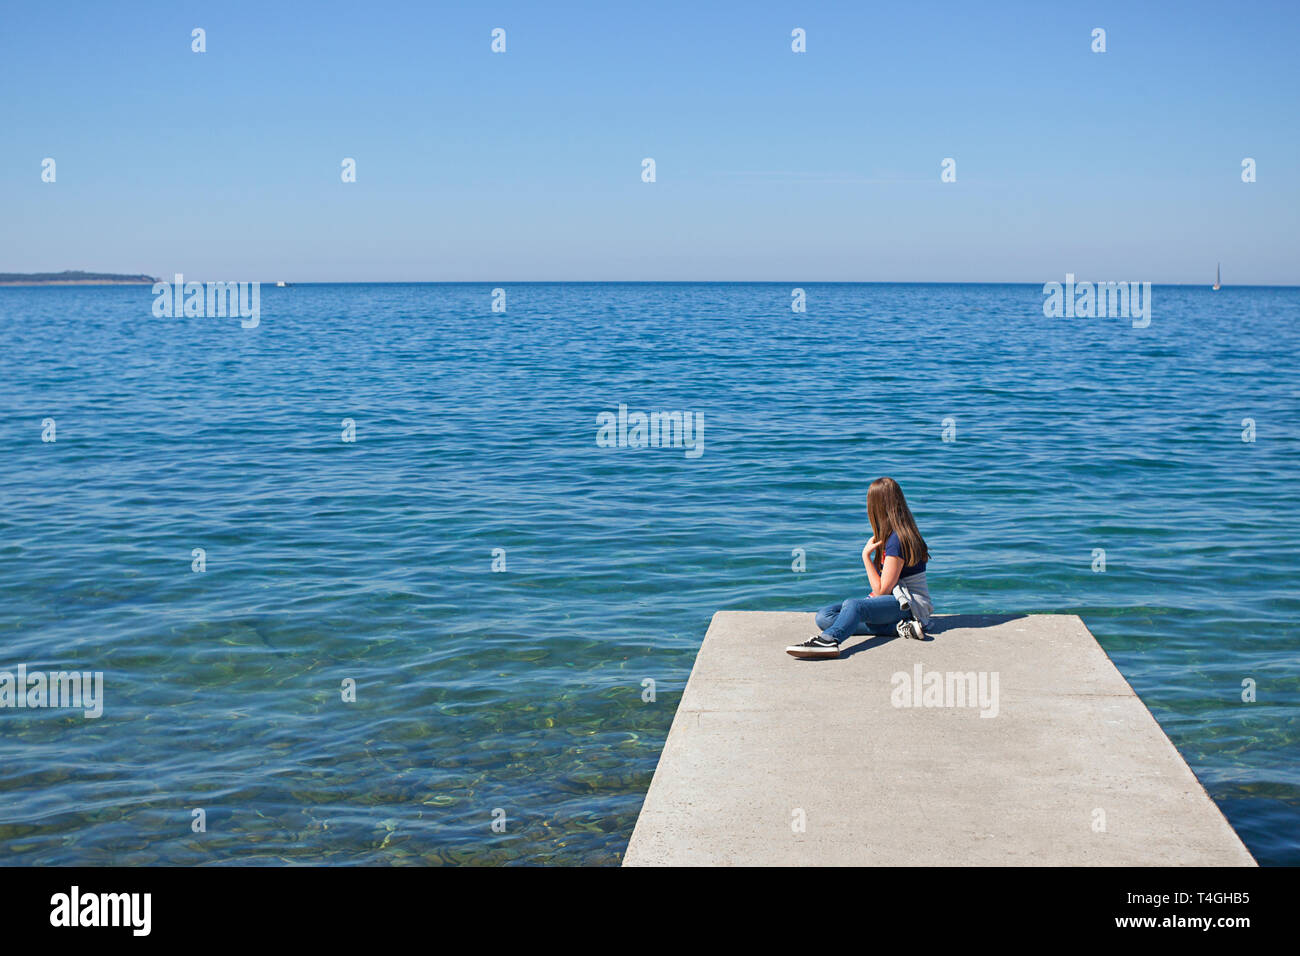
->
xmin=884 ymin=532 xmax=926 ymax=577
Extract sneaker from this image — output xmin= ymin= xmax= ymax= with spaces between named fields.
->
xmin=786 ymin=635 xmax=841 ymax=659
xmin=896 ymin=618 xmax=925 ymax=641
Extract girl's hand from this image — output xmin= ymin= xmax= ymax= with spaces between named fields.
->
xmin=863 ymin=538 xmax=882 ymax=558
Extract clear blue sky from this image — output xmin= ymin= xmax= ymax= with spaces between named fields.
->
xmin=2 ymin=0 xmax=1296 ymax=282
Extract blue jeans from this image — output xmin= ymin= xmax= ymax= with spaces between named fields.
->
xmin=816 ymin=597 xmax=906 ymax=643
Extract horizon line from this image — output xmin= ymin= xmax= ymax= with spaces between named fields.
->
xmin=4 ymin=278 xmax=1299 ymax=289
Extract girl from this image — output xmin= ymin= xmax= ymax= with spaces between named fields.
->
xmin=787 ymin=477 xmax=934 ymax=659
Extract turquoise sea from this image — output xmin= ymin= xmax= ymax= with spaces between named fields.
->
xmin=1 ymin=282 xmax=1297 ymax=865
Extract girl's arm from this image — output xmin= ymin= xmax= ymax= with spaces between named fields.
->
xmin=862 ymin=539 xmax=882 ymax=593
xmin=874 ymin=556 xmax=903 ymax=597
xmin=864 ymin=537 xmax=903 ymax=597
xmin=864 ymin=538 xmax=904 ymax=596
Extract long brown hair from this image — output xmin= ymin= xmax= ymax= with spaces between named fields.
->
xmin=866 ymin=477 xmax=929 ymax=571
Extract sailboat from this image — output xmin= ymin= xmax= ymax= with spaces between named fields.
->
xmin=1212 ymin=263 xmax=1221 ymax=291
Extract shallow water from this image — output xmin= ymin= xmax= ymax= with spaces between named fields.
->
xmin=1 ymin=282 xmax=1297 ymax=865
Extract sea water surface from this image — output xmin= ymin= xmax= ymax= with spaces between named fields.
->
xmin=1 ymin=282 xmax=1297 ymax=865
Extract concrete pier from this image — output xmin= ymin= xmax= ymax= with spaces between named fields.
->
xmin=623 ymin=612 xmax=1254 ymax=866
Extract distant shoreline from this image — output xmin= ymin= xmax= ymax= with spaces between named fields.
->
xmin=0 ymin=271 xmax=158 ymax=287
xmin=0 ymin=279 xmax=158 ymax=286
